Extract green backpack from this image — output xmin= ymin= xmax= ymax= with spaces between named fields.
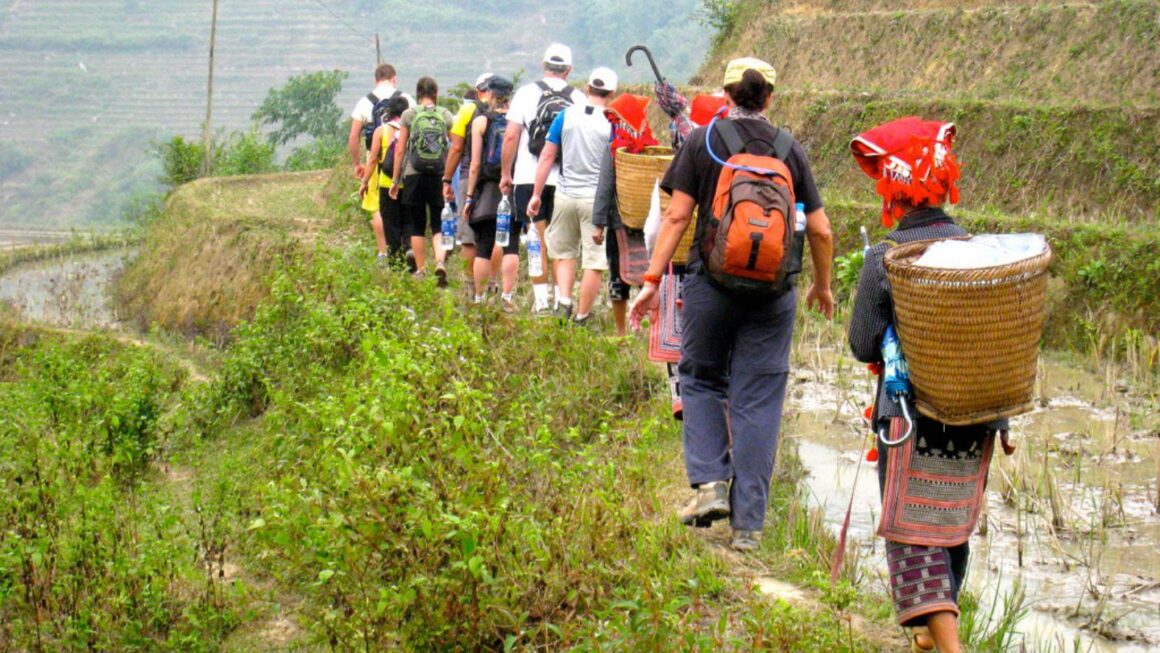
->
xmin=408 ymin=106 xmax=449 ymax=174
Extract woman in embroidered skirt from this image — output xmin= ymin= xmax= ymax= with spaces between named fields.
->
xmin=847 ymin=118 xmax=1007 ymax=653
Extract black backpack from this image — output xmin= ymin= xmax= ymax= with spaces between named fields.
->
xmin=480 ymin=110 xmax=508 ymax=182
xmin=378 ymin=130 xmax=398 ymax=178
xmin=527 ymin=81 xmax=575 ymax=157
xmin=362 ymin=89 xmax=402 ymax=150
xmin=461 ymin=99 xmax=487 ymax=167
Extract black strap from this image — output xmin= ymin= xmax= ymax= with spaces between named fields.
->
xmin=716 ymin=119 xmax=745 ymax=158
xmin=717 ymin=119 xmax=794 ymax=162
xmin=366 ymin=92 xmax=378 ymax=104
xmin=771 ymin=128 xmax=793 ymax=161
xmin=536 ymin=80 xmax=550 ymax=94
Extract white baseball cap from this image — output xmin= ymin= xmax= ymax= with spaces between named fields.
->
xmin=588 ymin=67 xmax=618 ymax=93
xmin=543 ymin=43 xmax=573 ymax=67
xmin=474 ymin=73 xmax=494 ymax=90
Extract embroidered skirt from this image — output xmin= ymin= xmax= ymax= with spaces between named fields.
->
xmin=878 ymin=415 xmax=994 ymax=624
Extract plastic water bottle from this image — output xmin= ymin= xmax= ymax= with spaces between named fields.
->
xmin=526 ymin=222 xmax=543 ymax=278
xmin=788 ymin=202 xmax=807 ymax=274
xmin=440 ymin=204 xmax=457 ymax=251
xmin=881 ymin=324 xmax=911 ymax=399
xmin=496 ymin=195 xmax=512 ymax=248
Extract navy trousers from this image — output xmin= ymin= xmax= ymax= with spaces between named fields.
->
xmin=678 ymin=270 xmax=796 ymax=531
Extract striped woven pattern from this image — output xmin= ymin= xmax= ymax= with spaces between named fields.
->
xmin=886 ymin=542 xmax=959 ymax=625
xmin=884 ymin=239 xmax=1052 ymax=425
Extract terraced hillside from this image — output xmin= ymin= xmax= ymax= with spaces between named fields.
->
xmin=0 ymin=0 xmax=706 ymax=227
xmin=698 ymin=0 xmax=1160 ymax=221
xmin=692 ymin=0 xmax=1159 ymax=344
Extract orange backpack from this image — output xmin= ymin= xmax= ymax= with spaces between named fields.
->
xmin=700 ymin=119 xmax=796 ymax=295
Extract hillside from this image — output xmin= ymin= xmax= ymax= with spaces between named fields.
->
xmin=697 ymin=0 xmax=1160 ymax=222
xmin=0 ymin=0 xmax=707 ymax=228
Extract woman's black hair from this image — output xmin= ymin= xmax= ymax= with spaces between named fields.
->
xmin=416 ymin=76 xmax=439 ymax=100
xmin=386 ymin=95 xmax=409 ymax=121
xmin=723 ymin=68 xmax=773 ymax=112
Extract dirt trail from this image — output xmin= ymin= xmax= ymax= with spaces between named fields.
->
xmin=655 ymin=441 xmax=904 ymax=649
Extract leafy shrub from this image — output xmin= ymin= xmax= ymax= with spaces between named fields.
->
xmin=0 ymin=328 xmax=233 ymax=650
xmin=155 ymin=135 xmax=206 ymax=188
xmin=215 ymin=130 xmax=277 ymax=177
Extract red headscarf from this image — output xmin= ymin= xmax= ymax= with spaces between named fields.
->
xmin=690 ymin=95 xmax=728 ymax=127
xmin=850 ymin=117 xmax=961 ymax=227
xmin=605 ymin=94 xmax=658 ymax=155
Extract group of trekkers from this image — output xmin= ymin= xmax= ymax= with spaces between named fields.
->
xmin=350 ymin=45 xmax=995 ymax=653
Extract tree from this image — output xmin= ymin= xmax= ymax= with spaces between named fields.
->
xmin=253 ymin=70 xmax=349 ymax=146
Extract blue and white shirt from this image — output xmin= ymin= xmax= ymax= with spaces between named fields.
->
xmin=546 ymin=102 xmax=612 ymax=198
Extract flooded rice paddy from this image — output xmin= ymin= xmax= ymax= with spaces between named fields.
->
xmin=788 ymin=348 xmax=1159 ymax=651
xmin=0 ymin=247 xmax=132 ymax=327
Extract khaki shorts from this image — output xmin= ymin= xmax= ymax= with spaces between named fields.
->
xmin=545 ymin=193 xmax=608 ymax=271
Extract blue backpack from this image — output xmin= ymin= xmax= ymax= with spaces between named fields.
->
xmin=362 ymin=89 xmax=402 ymax=149
xmin=480 ymin=111 xmax=508 ymax=182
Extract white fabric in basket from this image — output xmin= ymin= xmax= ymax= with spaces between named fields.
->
xmin=915 ymin=233 xmax=1047 ymax=269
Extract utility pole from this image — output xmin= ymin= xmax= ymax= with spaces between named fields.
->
xmin=203 ymin=0 xmax=220 ymax=175
xmin=375 ymin=33 xmax=382 ymax=66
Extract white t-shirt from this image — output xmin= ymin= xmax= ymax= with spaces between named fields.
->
xmin=506 ymin=78 xmax=585 ymax=186
xmin=546 ymin=102 xmax=611 ymax=198
xmin=350 ymin=82 xmax=415 ymax=123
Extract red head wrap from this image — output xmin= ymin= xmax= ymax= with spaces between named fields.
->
xmin=689 ymin=95 xmax=729 ymax=127
xmin=605 ymin=94 xmax=658 ymax=155
xmin=850 ymin=117 xmax=961 ymax=227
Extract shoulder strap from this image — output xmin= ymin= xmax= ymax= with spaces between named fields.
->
xmin=389 ymin=89 xmax=402 ymax=101
xmin=366 ymin=92 xmax=378 ymax=104
xmin=771 ymin=128 xmax=793 ymax=161
xmin=536 ymin=80 xmax=550 ymax=94
xmin=716 ymin=119 xmax=745 ymax=158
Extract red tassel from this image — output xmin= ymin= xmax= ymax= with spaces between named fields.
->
xmin=865 ymin=448 xmax=879 ymax=463
xmin=863 ymin=405 xmax=874 ymax=421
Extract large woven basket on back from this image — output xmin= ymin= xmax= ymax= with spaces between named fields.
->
xmin=615 ymin=146 xmax=673 ymax=229
xmin=883 ymin=239 xmax=1053 ymax=425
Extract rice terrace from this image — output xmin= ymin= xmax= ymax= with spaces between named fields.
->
xmin=0 ymin=1 xmax=1156 ymax=651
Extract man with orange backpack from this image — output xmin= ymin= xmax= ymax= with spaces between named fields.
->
xmin=630 ymin=58 xmax=834 ymax=552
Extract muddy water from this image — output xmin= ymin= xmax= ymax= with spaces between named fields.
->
xmin=0 ymin=249 xmax=134 ymax=328
xmin=787 ymin=355 xmax=1160 ymax=651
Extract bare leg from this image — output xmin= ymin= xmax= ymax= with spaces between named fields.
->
xmin=555 ymin=258 xmax=578 ymax=303
xmin=432 ymin=233 xmax=446 ymax=266
xmin=501 ymin=253 xmax=519 ymax=294
xmin=370 ymin=212 xmax=387 ymax=255
xmin=472 ymin=257 xmax=492 ymax=299
xmin=611 ymin=299 xmax=627 ymax=336
xmin=411 ymin=236 xmax=427 ymax=272
xmin=926 ymin=612 xmax=961 ymax=653
xmin=461 ymin=244 xmax=476 ymax=277
xmin=576 ymin=269 xmax=603 ymax=318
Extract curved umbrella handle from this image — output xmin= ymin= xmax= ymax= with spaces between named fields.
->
xmin=878 ymin=401 xmax=915 ymax=448
xmin=625 ymin=45 xmax=665 ymax=84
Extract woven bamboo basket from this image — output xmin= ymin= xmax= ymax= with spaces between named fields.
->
xmin=615 ymin=146 xmax=673 ymax=229
xmin=883 ymin=239 xmax=1053 ymax=425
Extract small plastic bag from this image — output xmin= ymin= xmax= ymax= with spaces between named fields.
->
xmin=643 ymin=180 xmax=662 ymax=254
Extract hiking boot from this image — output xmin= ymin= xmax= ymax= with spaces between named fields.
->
xmin=501 ymin=297 xmax=518 ymax=314
xmin=376 ymin=253 xmax=389 ymax=267
xmin=533 ymin=303 xmax=554 ymax=318
xmin=405 ymin=250 xmax=418 ymax=274
xmin=554 ymin=302 xmax=573 ymax=323
xmin=435 ymin=266 xmax=449 ymax=288
xmin=678 ymin=481 xmax=730 ymax=528
xmin=730 ymin=529 xmax=762 ymax=552
xmin=572 ymin=314 xmax=593 ymax=328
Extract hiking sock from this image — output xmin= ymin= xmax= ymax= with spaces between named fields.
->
xmin=473 ymin=295 xmax=485 ymax=304
xmin=501 ymin=292 xmax=514 ymax=302
xmin=556 ymin=296 xmax=573 ymax=308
